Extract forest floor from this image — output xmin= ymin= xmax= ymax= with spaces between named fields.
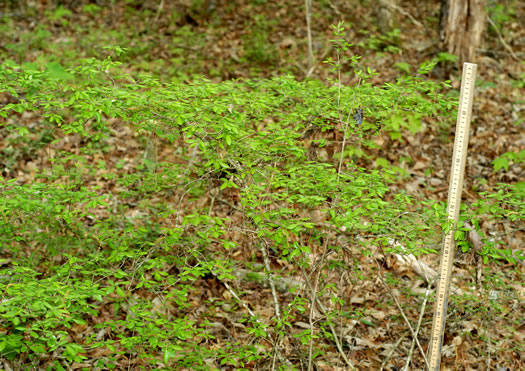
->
xmin=1 ymin=0 xmax=524 ymax=370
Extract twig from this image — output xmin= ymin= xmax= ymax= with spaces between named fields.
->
xmin=300 ymin=266 xmax=356 ymax=370
xmin=477 ymin=48 xmax=525 ymax=58
xmin=307 ymin=237 xmax=329 ymax=371
xmin=374 ymin=258 xmax=429 ymax=369
xmin=326 ymin=0 xmax=343 ymax=17
xmin=380 ymin=334 xmax=406 ymax=371
xmin=208 ymin=187 xmax=219 ymax=216
xmin=271 ymin=350 xmax=278 ymax=371
xmin=219 ymin=277 xmax=288 ymax=364
xmin=413 ymin=2 xmax=437 ymax=43
xmin=402 ymin=281 xmax=433 ymax=371
xmin=305 ymin=45 xmax=332 ymax=77
xmin=338 ymin=271 xmax=351 ymax=352
xmin=383 ymin=1 xmax=424 ymax=28
xmin=154 ymin=0 xmax=164 ymax=24
xmin=260 ymin=240 xmax=281 ymax=320
xmin=487 ymin=16 xmax=520 ymax=61
xmin=241 ymin=238 xmax=287 ymax=369
xmin=465 ymin=220 xmax=524 ymax=265
xmin=0 ymin=12 xmax=25 ymax=17
xmin=337 ymin=78 xmax=361 ymax=178
xmin=221 ymin=280 xmax=262 ymax=326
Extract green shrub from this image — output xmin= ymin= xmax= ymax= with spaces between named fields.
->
xmin=0 ymin=31 xmax=520 ymax=367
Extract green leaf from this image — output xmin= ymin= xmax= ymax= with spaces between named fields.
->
xmin=394 ymin=62 xmax=411 ymax=74
xmin=493 ymin=156 xmax=509 ymax=172
xmin=417 ymin=60 xmax=438 ymax=75
xmin=360 ymin=318 xmax=375 ymax=326
xmin=376 ymin=157 xmax=389 ymax=168
xmin=46 ymin=62 xmax=74 ymax=81
xmin=115 ymin=286 xmax=126 ymax=298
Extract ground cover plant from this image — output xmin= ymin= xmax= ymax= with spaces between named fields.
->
xmin=0 ymin=1 xmax=523 ymax=370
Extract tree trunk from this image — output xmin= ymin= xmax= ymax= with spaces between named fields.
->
xmin=305 ymin=0 xmax=313 ymax=75
xmin=440 ymin=0 xmax=487 ymax=65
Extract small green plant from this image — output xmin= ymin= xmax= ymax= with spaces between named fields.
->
xmin=358 ymin=28 xmax=402 ymax=54
xmin=436 ymin=51 xmax=458 ymax=65
xmin=242 ymin=15 xmax=279 ymax=64
xmin=459 ymin=181 xmax=524 ymax=263
xmin=47 ymin=5 xmax=73 ymax=26
xmin=487 ymin=1 xmax=517 ymax=36
xmin=82 ymin=3 xmax=102 ymax=16
xmin=492 ymin=150 xmax=525 ymax=172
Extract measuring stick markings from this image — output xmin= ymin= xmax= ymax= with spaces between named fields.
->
xmin=427 ymin=63 xmax=477 ymax=370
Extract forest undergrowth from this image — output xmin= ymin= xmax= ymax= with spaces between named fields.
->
xmin=0 ymin=1 xmax=523 ymax=370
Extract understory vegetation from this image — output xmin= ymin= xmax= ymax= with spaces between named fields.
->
xmin=0 ymin=1 xmax=523 ymax=370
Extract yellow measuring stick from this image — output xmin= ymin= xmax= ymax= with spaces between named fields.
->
xmin=427 ymin=62 xmax=477 ymax=370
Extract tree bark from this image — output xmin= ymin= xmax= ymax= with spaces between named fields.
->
xmin=440 ymin=0 xmax=487 ymax=65
xmin=305 ymin=0 xmax=313 ymax=76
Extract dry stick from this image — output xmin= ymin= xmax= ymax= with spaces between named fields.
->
xmin=380 ymin=334 xmax=406 ymax=371
xmin=486 ymin=310 xmax=491 ymax=371
xmin=382 ymin=0 xmax=424 ymax=28
xmin=413 ymin=2 xmax=437 ymax=43
xmin=304 ymin=0 xmax=313 ymax=77
xmin=374 ymin=259 xmax=429 ymax=369
xmin=307 ymin=237 xmax=329 ymax=371
xmin=220 ymin=277 xmax=287 ymax=365
xmin=259 ymin=166 xmax=289 ymax=369
xmin=337 ymin=78 xmax=361 ymax=178
xmin=271 ymin=350 xmax=278 ymax=371
xmin=326 ymin=0 xmax=343 ymax=17
xmin=304 ymin=45 xmax=331 ymax=77
xmin=484 ymin=288 xmax=494 ymax=371
xmin=221 ymin=280 xmax=269 ymax=334
xmin=219 ymin=282 xmax=253 ymax=317
xmin=300 ymin=266 xmax=356 ymax=370
xmin=208 ymin=194 xmax=216 ymax=216
xmin=338 ymin=271 xmax=349 ymax=352
xmin=0 ymin=11 xmax=24 ymax=17
xmin=258 ymin=167 xmax=283 ymax=324
xmin=261 ymin=246 xmax=280 ymax=371
xmin=261 ymin=240 xmax=281 ymax=320
xmin=208 ymin=187 xmax=220 ymax=216
xmin=402 ymin=281 xmax=433 ymax=371
xmin=477 ymin=48 xmax=525 ymax=58
xmin=487 ymin=16 xmax=520 ymax=61
xmin=154 ymin=0 xmax=164 ymax=23
xmin=127 ymin=328 xmax=136 ymax=371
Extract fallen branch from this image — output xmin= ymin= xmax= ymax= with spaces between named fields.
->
xmin=487 ymin=16 xmax=520 ymax=61
xmin=389 ymin=239 xmax=464 ymax=296
xmin=381 ymin=0 xmax=424 ymax=28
